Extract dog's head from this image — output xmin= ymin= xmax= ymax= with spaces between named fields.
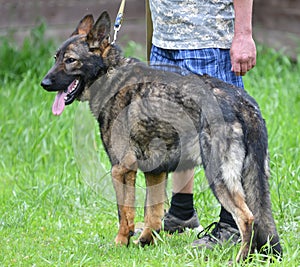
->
xmin=41 ymin=11 xmax=112 ymax=115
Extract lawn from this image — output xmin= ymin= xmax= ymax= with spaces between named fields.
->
xmin=0 ymin=24 xmax=299 ymax=266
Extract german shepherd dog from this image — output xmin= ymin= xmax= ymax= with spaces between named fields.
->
xmin=41 ymin=11 xmax=282 ymax=262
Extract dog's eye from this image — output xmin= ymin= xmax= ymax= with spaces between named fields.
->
xmin=65 ymin=58 xmax=77 ymax=64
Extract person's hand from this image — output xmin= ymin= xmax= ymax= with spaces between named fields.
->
xmin=230 ymin=34 xmax=256 ymax=76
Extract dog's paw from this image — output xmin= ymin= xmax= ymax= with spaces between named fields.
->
xmin=114 ymin=234 xmax=129 ymax=246
xmin=236 ymin=245 xmax=250 ymax=263
xmin=135 ymin=227 xmax=158 ymax=247
xmin=137 ymin=236 xmax=153 ymax=247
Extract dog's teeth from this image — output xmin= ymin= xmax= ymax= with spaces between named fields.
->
xmin=64 ymin=96 xmax=68 ymax=100
xmin=71 ymin=80 xmax=79 ymax=92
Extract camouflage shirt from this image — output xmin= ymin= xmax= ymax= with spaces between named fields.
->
xmin=150 ymin=0 xmax=235 ymax=49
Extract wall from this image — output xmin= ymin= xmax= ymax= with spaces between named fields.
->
xmin=253 ymin=0 xmax=300 ymax=59
xmin=0 ymin=0 xmax=146 ymax=47
xmin=1 ymin=0 xmax=300 ymax=59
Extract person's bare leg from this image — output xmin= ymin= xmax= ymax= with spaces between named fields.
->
xmin=163 ymin=168 xmax=200 ymax=233
xmin=172 ymin=169 xmax=194 ymax=193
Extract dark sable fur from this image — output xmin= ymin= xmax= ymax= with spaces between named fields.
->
xmin=41 ymin=11 xmax=282 ymax=262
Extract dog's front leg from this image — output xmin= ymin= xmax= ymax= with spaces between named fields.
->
xmin=111 ymin=164 xmax=137 ymax=246
xmin=138 ymin=172 xmax=166 ymax=246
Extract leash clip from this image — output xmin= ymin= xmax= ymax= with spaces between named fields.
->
xmin=112 ymin=0 xmax=126 ymax=44
xmin=112 ymin=13 xmax=123 ymax=44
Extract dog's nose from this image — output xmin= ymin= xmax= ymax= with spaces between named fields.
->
xmin=41 ymin=78 xmax=52 ymax=90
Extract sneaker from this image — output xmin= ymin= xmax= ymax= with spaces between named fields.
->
xmin=192 ymin=222 xmax=240 ymax=249
xmin=163 ymin=210 xmax=201 ymax=234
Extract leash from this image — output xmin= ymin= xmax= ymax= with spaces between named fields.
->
xmin=146 ymin=0 xmax=153 ymax=62
xmin=112 ymin=0 xmax=126 ymax=44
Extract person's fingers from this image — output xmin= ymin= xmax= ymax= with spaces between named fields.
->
xmin=251 ymin=57 xmax=256 ymax=69
xmin=231 ymin=62 xmax=241 ymax=76
xmin=243 ymin=58 xmax=256 ymax=75
xmin=232 ymin=55 xmax=256 ymax=76
xmin=247 ymin=61 xmax=252 ymax=72
xmin=240 ymin=61 xmax=248 ymax=76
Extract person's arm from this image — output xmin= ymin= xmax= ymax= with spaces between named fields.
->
xmin=230 ymin=0 xmax=256 ymax=76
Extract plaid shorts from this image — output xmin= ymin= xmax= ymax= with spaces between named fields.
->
xmin=150 ymin=45 xmax=244 ymax=88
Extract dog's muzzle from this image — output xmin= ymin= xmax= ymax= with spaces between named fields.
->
xmin=41 ymin=78 xmax=55 ymax=92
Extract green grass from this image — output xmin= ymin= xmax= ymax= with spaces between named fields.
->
xmin=0 ymin=24 xmax=299 ymax=266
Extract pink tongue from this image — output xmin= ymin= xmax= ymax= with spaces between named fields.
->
xmin=52 ymin=91 xmax=67 ymax=116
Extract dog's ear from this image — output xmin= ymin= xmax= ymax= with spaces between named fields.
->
xmin=87 ymin=11 xmax=111 ymax=50
xmin=71 ymin=14 xmax=94 ymax=36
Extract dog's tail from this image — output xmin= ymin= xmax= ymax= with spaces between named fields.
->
xmin=242 ymin=125 xmax=282 ymax=258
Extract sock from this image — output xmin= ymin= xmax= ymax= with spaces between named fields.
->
xmin=168 ymin=193 xmax=194 ymax=220
xmin=219 ymin=206 xmax=238 ymax=229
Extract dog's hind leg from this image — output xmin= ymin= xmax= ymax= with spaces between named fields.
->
xmin=213 ymin=184 xmax=255 ymax=262
xmin=242 ymin=155 xmax=282 ymax=259
xmin=111 ymin=162 xmax=137 ymax=246
xmin=138 ymin=172 xmax=166 ymax=246
xmin=202 ymin=122 xmax=255 ymax=262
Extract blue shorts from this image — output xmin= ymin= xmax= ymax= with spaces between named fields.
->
xmin=150 ymin=45 xmax=244 ymax=88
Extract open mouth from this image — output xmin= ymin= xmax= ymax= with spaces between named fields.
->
xmin=52 ymin=78 xmax=82 ymax=115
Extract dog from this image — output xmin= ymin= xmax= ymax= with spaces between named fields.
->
xmin=41 ymin=11 xmax=282 ymax=262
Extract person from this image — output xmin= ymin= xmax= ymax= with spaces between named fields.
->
xmin=145 ymin=0 xmax=256 ymax=248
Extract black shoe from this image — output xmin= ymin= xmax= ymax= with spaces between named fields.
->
xmin=163 ymin=210 xmax=201 ymax=234
xmin=192 ymin=222 xmax=240 ymax=249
